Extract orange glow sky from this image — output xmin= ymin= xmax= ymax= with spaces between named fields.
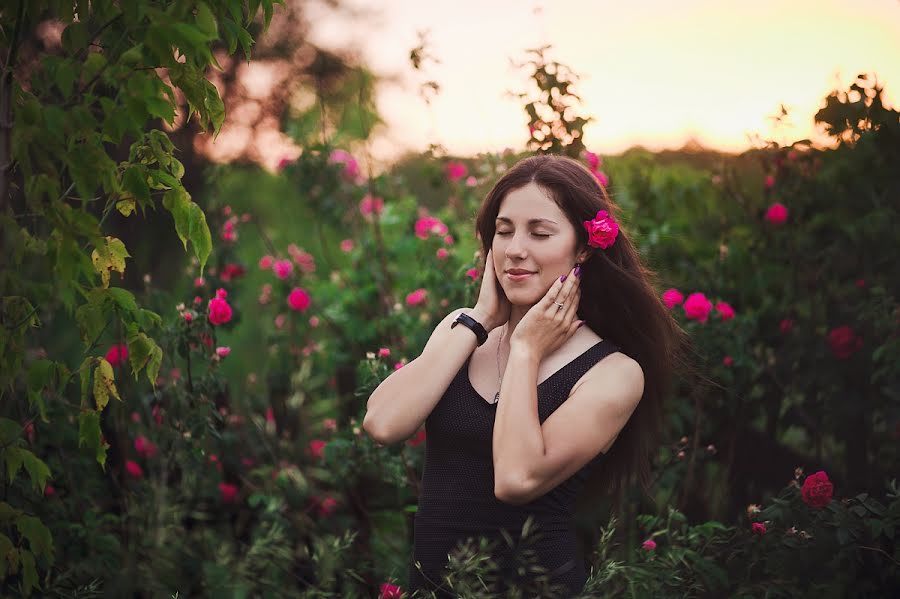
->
xmin=303 ymin=0 xmax=900 ymax=165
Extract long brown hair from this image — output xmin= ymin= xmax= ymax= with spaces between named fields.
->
xmin=474 ymin=154 xmax=691 ymax=510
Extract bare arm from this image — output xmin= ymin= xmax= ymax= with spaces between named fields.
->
xmin=362 ymin=306 xmax=494 ymax=445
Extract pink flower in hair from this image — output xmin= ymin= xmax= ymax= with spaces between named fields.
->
xmin=583 ymin=210 xmax=619 ymax=249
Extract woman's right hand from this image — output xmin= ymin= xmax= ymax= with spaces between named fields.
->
xmin=471 ymin=248 xmax=512 ymax=331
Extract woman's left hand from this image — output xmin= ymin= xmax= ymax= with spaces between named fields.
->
xmin=509 ymin=265 xmax=582 ymax=361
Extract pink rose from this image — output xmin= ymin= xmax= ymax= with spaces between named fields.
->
xmin=359 ymin=194 xmax=384 ymax=217
xmin=764 ymin=175 xmax=775 ymax=189
xmin=641 ymin=539 xmax=656 ymax=551
xmin=340 ymin=239 xmax=354 ymax=253
xmin=322 ymin=418 xmax=337 ymax=432
xmin=751 ymin=522 xmax=767 ymax=535
xmin=328 ymin=149 xmax=361 ymax=183
xmin=765 ymin=202 xmax=789 ymax=225
xmin=317 ymin=495 xmax=339 ymax=516
xmin=44 ymin=484 xmax=55 ymax=497
xmin=445 ymin=161 xmax=467 ymax=182
xmin=443 ymin=235 xmax=454 ymax=245
xmin=394 ymin=362 xmax=404 ymax=370
xmin=379 ymin=583 xmax=404 ymax=599
xmin=308 ymin=439 xmax=326 ymax=459
xmin=259 ymin=255 xmax=274 ymax=270
xmin=592 ymin=169 xmax=610 ymax=188
xmin=780 ymin=319 xmax=794 ymax=334
xmin=723 ymin=355 xmax=733 ymax=366
xmin=683 ymin=292 xmax=713 ymax=323
xmin=309 ymin=316 xmax=320 ymax=327
xmin=415 ymin=216 xmax=449 ymax=240
xmin=265 ymin=407 xmax=275 ymax=424
xmin=582 ymin=210 xmax=619 ymax=249
xmin=274 ymin=314 xmax=286 ymax=329
xmin=584 ymin=151 xmax=602 ymax=170
xmin=287 ymin=287 xmax=311 ymax=312
xmin=215 ymin=346 xmax=231 ymax=358
xmin=466 ymin=268 xmax=480 ymax=280
xmin=801 ymin=471 xmax=834 ymax=508
xmin=273 ymin=259 xmax=293 ymax=280
xmin=218 ymin=482 xmax=239 ymax=503
xmin=105 ymin=343 xmax=129 ymax=368
xmin=378 ymin=347 xmax=391 ymax=357
xmin=436 ymin=248 xmax=449 ymax=260
xmin=405 ymin=288 xmax=427 ymax=307
xmin=662 ymin=288 xmax=684 ymax=309
xmin=827 ymin=326 xmax=863 ymax=359
xmin=134 ymin=436 xmax=158 ymax=459
xmin=125 ymin=460 xmax=143 ymax=479
xmin=194 ymin=277 xmax=205 ymax=288
xmin=715 ymin=301 xmax=736 ymax=321
xmin=465 ymin=176 xmax=477 ymax=187
xmin=208 ymin=297 xmax=233 ymax=326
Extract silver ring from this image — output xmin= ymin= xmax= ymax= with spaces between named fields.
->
xmin=554 ymin=301 xmax=565 ymax=310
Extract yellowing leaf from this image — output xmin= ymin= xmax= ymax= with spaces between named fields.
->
xmin=92 ymin=358 xmax=120 ymax=412
xmin=116 ymin=198 xmax=136 ymax=216
xmin=90 ymin=236 xmax=130 ymax=288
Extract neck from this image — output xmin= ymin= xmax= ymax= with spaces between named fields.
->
xmin=498 ymin=305 xmax=531 ymax=352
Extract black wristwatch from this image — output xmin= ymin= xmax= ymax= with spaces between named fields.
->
xmin=450 ymin=312 xmax=489 ymax=346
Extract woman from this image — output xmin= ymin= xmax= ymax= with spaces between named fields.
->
xmin=363 ymin=154 xmax=686 ymax=597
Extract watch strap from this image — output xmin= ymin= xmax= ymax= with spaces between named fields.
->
xmin=450 ymin=312 xmax=489 ymax=346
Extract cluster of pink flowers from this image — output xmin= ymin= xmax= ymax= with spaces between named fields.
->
xmin=328 ymin=149 xmax=364 ymax=184
xmin=405 ymin=288 xmax=427 ymax=307
xmin=308 ymin=439 xmax=326 ymax=460
xmin=287 ymin=244 xmax=316 ymax=273
xmin=273 ymin=259 xmax=293 ymax=280
xmin=219 ymin=262 xmax=246 ymax=282
xmin=662 ymin=289 xmax=735 ymax=325
xmin=340 ymin=239 xmax=354 ymax=253
xmin=208 ymin=289 xmax=233 ymax=326
xmin=583 ymin=150 xmax=610 ymax=188
xmin=445 ymin=161 xmax=467 ymax=182
xmin=134 ymin=435 xmax=158 ymax=459
xmin=104 ymin=343 xmax=129 ymax=368
xmin=379 ymin=582 xmax=403 ymax=599
xmin=221 ymin=216 xmax=239 ymax=243
xmin=359 ymin=194 xmax=384 ymax=219
xmin=827 ymin=325 xmax=863 ymax=360
xmin=414 ymin=215 xmax=449 ymax=240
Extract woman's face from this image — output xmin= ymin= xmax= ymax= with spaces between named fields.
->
xmin=492 ymin=182 xmax=582 ymax=305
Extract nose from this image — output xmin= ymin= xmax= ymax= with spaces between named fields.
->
xmin=503 ymin=231 xmax=528 ymax=260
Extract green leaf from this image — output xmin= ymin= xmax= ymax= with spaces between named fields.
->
xmin=4 ymin=447 xmax=25 ymax=484
xmin=107 ymin=287 xmax=137 ymax=313
xmin=0 ymin=418 xmax=21 ymax=445
xmin=15 ymin=515 xmax=53 ymax=560
xmin=79 ymin=357 xmax=93 ymax=408
xmin=185 ymin=201 xmax=213 ymax=274
xmin=146 ymin=343 xmax=163 ymax=388
xmin=0 ymin=533 xmax=13 ymax=579
xmin=78 ymin=410 xmax=107 ymax=468
xmin=61 ymin=21 xmax=90 ymax=54
xmin=75 ymin=299 xmax=108 ymax=346
xmin=0 ymin=502 xmax=22 ymax=523
xmin=20 ymin=549 xmax=38 ymax=595
xmin=122 ymin=165 xmax=151 ymax=204
xmin=20 ymin=450 xmax=51 ymax=495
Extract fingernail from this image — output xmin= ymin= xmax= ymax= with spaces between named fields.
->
xmin=574 ymin=265 xmax=582 ymax=278
xmin=560 ymin=275 xmax=567 ymax=282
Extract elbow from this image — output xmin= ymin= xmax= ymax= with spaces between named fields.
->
xmin=494 ymin=473 xmax=534 ymax=506
xmin=362 ymin=411 xmax=392 ymax=445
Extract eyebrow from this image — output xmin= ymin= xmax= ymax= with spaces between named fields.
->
xmin=495 ymin=217 xmax=559 ymax=226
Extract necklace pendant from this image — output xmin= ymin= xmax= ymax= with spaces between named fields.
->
xmin=492 ymin=391 xmax=500 ymax=404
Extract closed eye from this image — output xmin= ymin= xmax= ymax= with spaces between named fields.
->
xmin=496 ymin=232 xmax=551 ymax=238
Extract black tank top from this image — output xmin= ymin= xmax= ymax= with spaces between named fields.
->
xmin=408 ymin=338 xmax=621 ymax=598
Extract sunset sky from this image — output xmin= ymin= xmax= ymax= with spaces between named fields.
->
xmin=303 ymin=0 xmax=900 ymax=165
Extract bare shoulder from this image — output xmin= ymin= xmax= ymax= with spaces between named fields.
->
xmin=572 ymin=350 xmax=645 ymax=410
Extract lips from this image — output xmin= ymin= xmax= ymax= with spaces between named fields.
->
xmin=506 ymin=270 xmax=535 ymax=275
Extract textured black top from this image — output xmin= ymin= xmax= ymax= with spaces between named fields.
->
xmin=408 ymin=338 xmax=621 ymax=598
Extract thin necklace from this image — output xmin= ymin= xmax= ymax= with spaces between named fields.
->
xmin=493 ymin=324 xmax=506 ymax=404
